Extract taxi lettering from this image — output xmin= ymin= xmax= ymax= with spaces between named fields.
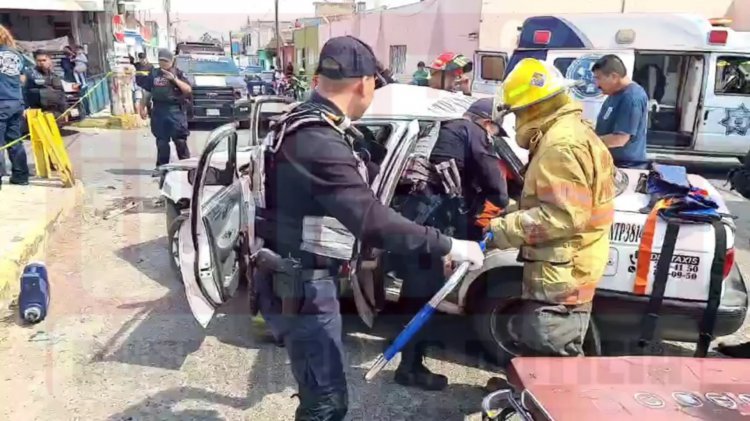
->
xmin=628 ymin=251 xmax=701 ymax=279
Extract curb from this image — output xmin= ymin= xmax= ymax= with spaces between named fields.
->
xmin=0 ymin=181 xmax=85 ymax=301
xmin=70 ymin=115 xmax=147 ymax=130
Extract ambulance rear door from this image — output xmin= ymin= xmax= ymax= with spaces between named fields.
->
xmin=694 ymin=52 xmax=750 ymax=158
xmin=472 ymin=51 xmax=508 ymax=98
xmin=545 ymin=50 xmax=635 ymax=124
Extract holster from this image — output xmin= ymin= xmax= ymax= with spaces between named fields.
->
xmin=254 ymin=248 xmax=304 ymax=315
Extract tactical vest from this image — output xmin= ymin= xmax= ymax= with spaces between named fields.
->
xmin=26 ymin=68 xmax=65 ymax=111
xmin=150 ymin=68 xmax=187 ymax=106
xmin=252 ymin=101 xmax=368 ymax=262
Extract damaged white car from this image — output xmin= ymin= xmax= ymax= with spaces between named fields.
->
xmin=160 ymin=84 xmax=747 ymax=361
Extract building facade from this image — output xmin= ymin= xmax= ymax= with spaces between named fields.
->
xmin=318 ymin=0 xmax=482 ymax=82
xmin=293 ymin=25 xmax=320 ymax=77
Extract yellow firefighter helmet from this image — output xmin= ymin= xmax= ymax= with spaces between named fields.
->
xmin=494 ymin=58 xmax=579 ymax=116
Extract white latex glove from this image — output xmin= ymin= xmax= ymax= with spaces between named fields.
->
xmin=447 ymin=238 xmax=485 ymax=271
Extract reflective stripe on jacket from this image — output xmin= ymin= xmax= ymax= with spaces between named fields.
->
xmin=490 ymin=100 xmax=616 ymax=305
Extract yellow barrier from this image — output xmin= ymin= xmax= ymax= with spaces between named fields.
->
xmin=26 ymin=109 xmax=75 ymax=188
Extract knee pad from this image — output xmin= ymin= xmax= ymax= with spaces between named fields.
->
xmin=295 ymin=388 xmax=348 ymax=421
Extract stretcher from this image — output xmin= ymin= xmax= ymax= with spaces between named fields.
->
xmin=482 ymin=356 xmax=750 ymax=421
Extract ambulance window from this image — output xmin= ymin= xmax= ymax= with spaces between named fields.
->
xmin=715 ymin=56 xmax=750 ymax=96
xmin=553 ymin=58 xmax=575 ymax=75
xmin=481 ymin=55 xmax=506 ymax=81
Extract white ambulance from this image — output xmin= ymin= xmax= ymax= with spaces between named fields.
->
xmin=477 ymin=14 xmax=750 ymax=161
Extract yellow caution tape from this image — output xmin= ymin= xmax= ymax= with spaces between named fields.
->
xmin=0 ymin=71 xmax=113 ymax=152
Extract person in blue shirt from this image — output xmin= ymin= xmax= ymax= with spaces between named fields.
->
xmin=592 ymin=54 xmax=650 ymax=169
xmin=0 ymin=25 xmax=30 ymax=185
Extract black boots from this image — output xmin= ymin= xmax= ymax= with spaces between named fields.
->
xmin=394 ymin=342 xmax=448 ymax=391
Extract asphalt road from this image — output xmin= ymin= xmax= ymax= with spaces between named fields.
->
xmin=0 ymin=125 xmax=748 ymax=421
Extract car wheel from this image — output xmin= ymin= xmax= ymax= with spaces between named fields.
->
xmin=472 ymin=277 xmax=601 ymax=366
xmin=167 ymin=213 xmax=187 ymax=283
xmin=165 ymin=199 xmax=180 ymax=230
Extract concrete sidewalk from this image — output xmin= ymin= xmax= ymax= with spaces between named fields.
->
xmin=0 ymin=178 xmax=84 ymax=300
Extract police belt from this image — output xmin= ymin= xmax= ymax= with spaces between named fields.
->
xmin=152 ymin=101 xmax=184 ymax=109
xmin=254 ymin=247 xmax=336 ymax=316
xmin=255 ymin=248 xmax=333 ymax=281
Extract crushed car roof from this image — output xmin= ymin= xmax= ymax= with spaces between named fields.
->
xmin=362 ymin=84 xmax=477 ymax=120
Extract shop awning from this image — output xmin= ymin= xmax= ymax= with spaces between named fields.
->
xmin=2 ymin=0 xmax=104 ymax=11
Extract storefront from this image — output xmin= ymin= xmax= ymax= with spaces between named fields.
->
xmin=0 ymin=1 xmax=107 ymax=73
xmin=111 ymin=14 xmax=159 ymax=65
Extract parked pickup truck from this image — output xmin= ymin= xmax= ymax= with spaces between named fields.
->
xmin=174 ymin=53 xmax=251 ymax=128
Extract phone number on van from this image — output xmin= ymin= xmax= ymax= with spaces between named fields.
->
xmin=627 ymin=251 xmax=701 ymax=280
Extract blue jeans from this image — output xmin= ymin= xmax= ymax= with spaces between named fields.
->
xmin=151 ymin=105 xmax=190 ymax=167
xmin=0 ymin=101 xmax=29 ymax=183
xmin=259 ymin=276 xmax=348 ymax=421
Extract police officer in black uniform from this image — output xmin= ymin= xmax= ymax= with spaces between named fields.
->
xmin=24 ymin=50 xmax=67 ymax=117
xmin=390 ymin=97 xmax=510 ymax=391
xmin=257 ymin=36 xmax=485 ymax=421
xmin=139 ymin=49 xmax=191 ymax=175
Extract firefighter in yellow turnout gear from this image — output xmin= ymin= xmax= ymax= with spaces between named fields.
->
xmin=489 ymin=58 xmax=617 ymax=357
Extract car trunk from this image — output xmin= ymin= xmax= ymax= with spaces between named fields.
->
xmin=604 ymin=169 xmax=734 ymax=300
xmin=493 ymin=137 xmax=735 ymax=302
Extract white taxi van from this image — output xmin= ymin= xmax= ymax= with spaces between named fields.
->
xmin=161 ymin=85 xmax=747 ymax=361
xmin=485 ymin=14 xmax=750 ymax=161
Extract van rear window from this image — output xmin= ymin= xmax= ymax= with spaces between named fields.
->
xmin=553 ymin=58 xmax=575 ymax=75
xmin=715 ymin=56 xmax=750 ymax=96
xmin=481 ymin=55 xmax=506 ymax=81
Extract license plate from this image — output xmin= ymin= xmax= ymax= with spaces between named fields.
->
xmin=206 ymin=109 xmax=220 ymax=116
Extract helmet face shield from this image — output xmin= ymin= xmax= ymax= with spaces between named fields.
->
xmin=492 ymin=85 xmax=510 ymax=125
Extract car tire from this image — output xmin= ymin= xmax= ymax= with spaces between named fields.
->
xmin=167 ymin=212 xmax=187 ymax=283
xmin=165 ymin=199 xmax=181 ymax=231
xmin=472 ymin=275 xmax=601 ymax=366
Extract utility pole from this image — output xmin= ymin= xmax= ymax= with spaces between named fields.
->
xmin=274 ymin=0 xmax=281 ymax=68
xmin=164 ymin=0 xmax=173 ymax=47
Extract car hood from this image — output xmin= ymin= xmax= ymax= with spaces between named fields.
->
xmin=186 ymin=74 xmax=245 ymax=89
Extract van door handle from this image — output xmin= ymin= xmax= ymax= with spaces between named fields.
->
xmin=703 ymin=110 xmax=710 ymax=120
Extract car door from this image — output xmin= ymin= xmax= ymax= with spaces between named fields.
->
xmin=545 ymin=50 xmax=635 ymax=124
xmin=472 ymin=51 xmax=508 ymax=98
xmin=179 ymin=123 xmax=247 ymax=328
xmin=376 ymin=120 xmax=421 ymax=204
xmin=693 ymin=52 xmax=750 ymax=157
xmin=351 ymin=119 xmax=422 ymax=324
xmin=249 ymin=96 xmax=295 ymax=146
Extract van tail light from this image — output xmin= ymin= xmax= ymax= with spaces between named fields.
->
xmin=723 ymin=247 xmax=735 ymax=279
xmin=533 ymin=30 xmax=551 ymax=45
xmin=708 ymin=30 xmax=728 ymax=45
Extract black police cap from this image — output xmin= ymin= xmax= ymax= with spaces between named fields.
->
xmin=316 ymin=36 xmax=379 ymax=80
